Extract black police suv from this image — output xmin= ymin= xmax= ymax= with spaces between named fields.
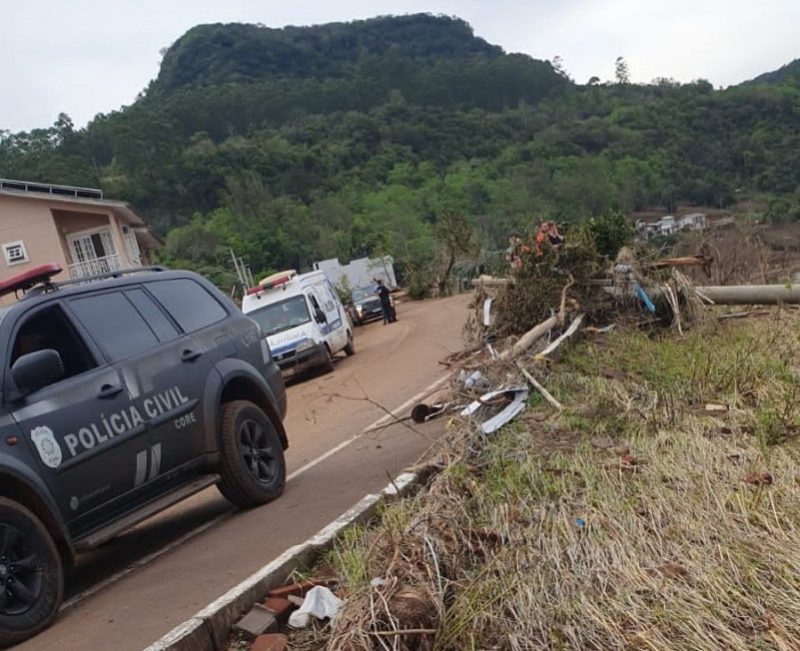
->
xmin=0 ymin=264 xmax=288 ymax=646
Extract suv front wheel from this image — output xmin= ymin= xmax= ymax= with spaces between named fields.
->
xmin=0 ymin=498 xmax=63 ymax=648
xmin=217 ymin=401 xmax=286 ymax=509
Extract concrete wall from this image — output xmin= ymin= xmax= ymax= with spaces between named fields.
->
xmin=314 ymin=256 xmax=397 ymax=291
xmin=0 ymin=195 xmax=70 ymax=291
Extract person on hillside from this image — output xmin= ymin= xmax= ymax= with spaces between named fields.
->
xmin=505 ymin=234 xmax=529 ymax=271
xmin=534 ymin=221 xmax=564 ymax=255
xmin=374 ymin=278 xmax=395 ymax=324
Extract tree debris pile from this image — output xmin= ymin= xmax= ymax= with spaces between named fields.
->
xmin=493 ymin=230 xmax=605 ymax=337
xmin=287 ymin=310 xmax=800 ymax=651
xmin=469 ymin=225 xmax=708 ymax=345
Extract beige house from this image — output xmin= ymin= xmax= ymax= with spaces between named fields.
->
xmin=0 ymin=179 xmax=160 ymax=298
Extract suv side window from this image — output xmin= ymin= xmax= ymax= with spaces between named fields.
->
xmin=125 ymin=288 xmax=179 ymax=342
xmin=69 ymin=292 xmax=160 ymax=362
xmin=146 ymin=278 xmax=227 ymax=333
xmin=10 ymin=305 xmax=96 ymax=382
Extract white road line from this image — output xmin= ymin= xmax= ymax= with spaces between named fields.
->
xmin=287 ymin=371 xmax=452 ymax=481
xmin=61 ymin=369 xmax=452 ymax=612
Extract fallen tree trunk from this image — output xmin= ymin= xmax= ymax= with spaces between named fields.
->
xmin=646 ymin=255 xmax=711 ymax=270
xmin=696 ymin=285 xmax=800 ymax=305
xmin=500 ymin=315 xmax=559 ymax=360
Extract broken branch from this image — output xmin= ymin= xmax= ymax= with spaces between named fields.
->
xmin=558 ymin=274 xmax=576 ymax=325
xmin=537 ymin=314 xmax=585 ymax=359
xmin=516 ymin=362 xmax=563 ymax=411
xmin=367 ymin=628 xmax=437 ymax=637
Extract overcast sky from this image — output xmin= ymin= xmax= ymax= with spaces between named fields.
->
xmin=3 ymin=0 xmax=799 ymax=133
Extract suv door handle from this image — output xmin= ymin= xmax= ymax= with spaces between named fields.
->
xmin=181 ymin=349 xmax=202 ymax=362
xmin=98 ymin=383 xmax=123 ymax=399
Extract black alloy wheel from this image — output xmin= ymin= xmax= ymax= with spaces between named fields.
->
xmin=236 ymin=418 xmax=279 ymax=485
xmin=216 ymin=400 xmax=286 ymax=508
xmin=0 ymin=498 xmax=63 ymax=648
xmin=0 ymin=524 xmax=42 ymax=616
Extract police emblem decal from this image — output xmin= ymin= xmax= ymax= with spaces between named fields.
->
xmin=30 ymin=426 xmax=63 ymax=469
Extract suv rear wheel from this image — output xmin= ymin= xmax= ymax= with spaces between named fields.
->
xmin=217 ymin=401 xmax=286 ymax=509
xmin=0 ymin=498 xmax=63 ymax=648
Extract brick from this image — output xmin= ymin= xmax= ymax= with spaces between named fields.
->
xmin=234 ymin=604 xmax=278 ymax=637
xmin=262 ymin=596 xmax=294 ymax=622
xmin=267 ymin=580 xmax=318 ymax=599
xmin=251 ymin=633 xmax=288 ymax=651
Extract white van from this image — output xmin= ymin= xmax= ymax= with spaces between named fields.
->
xmin=241 ymin=270 xmax=354 ymax=378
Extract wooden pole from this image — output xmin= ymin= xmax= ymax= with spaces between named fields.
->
xmin=500 ymin=315 xmax=558 ymax=360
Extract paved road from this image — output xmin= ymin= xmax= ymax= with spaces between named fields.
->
xmin=16 ymin=294 xmax=469 ymax=651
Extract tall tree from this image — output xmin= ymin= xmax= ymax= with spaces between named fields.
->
xmin=615 ymin=56 xmax=630 ymax=84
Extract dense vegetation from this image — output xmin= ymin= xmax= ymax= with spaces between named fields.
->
xmin=1 ymin=14 xmax=799 ymax=290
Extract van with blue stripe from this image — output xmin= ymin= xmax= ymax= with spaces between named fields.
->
xmin=242 ymin=270 xmax=355 ymax=379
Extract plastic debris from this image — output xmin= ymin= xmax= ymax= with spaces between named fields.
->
xmin=288 ymin=586 xmax=343 ymax=628
xmin=483 ymin=297 xmax=494 ymax=327
xmin=460 ymin=386 xmax=529 ymax=435
xmin=458 ymin=370 xmax=491 ymax=391
xmin=634 ymin=284 xmax=657 ymax=313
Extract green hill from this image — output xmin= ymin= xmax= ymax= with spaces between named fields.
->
xmin=153 ymin=14 xmax=503 ymax=91
xmin=1 ymin=14 xmax=799 ymax=288
xmin=746 ymin=59 xmax=800 ymax=86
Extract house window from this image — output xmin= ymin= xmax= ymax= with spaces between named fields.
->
xmin=69 ymin=229 xmax=116 ymax=264
xmin=67 ymin=228 xmax=120 ymax=279
xmin=3 ymin=241 xmax=28 ymax=266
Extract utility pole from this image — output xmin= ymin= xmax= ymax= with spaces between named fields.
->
xmin=230 ymin=249 xmax=254 ymax=294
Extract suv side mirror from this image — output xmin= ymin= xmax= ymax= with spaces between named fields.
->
xmin=314 ymin=308 xmax=327 ymax=324
xmin=12 ymin=349 xmax=64 ymax=395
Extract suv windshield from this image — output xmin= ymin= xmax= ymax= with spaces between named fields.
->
xmin=248 ymin=295 xmax=311 ymax=336
xmin=352 ymin=286 xmax=375 ymax=302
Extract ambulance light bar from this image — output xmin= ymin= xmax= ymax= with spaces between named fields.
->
xmin=246 ymin=270 xmax=297 ymax=296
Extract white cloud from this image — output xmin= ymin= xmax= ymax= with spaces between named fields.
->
xmin=1 ymin=0 xmax=798 ymax=132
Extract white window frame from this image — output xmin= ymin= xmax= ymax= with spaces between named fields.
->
xmin=66 ymin=227 xmax=117 ymax=263
xmin=3 ymin=241 xmax=28 ymax=266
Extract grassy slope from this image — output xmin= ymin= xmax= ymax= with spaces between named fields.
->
xmin=312 ymin=311 xmax=800 ymax=650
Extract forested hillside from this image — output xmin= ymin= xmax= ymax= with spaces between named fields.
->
xmin=1 ymin=13 xmax=799 ymax=289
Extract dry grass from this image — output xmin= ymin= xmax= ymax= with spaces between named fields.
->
xmin=298 ymin=309 xmax=800 ymax=651
xmin=675 ymin=222 xmax=800 ymax=286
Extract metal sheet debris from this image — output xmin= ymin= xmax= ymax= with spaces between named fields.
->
xmin=460 ymin=386 xmax=529 ymax=434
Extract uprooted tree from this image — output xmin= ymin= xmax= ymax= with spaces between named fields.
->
xmin=434 ymin=211 xmax=478 ymax=295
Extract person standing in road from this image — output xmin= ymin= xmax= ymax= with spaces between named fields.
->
xmin=375 ymin=278 xmax=394 ymax=325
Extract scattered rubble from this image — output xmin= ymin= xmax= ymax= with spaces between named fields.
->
xmin=234 ymin=604 xmax=279 ymax=637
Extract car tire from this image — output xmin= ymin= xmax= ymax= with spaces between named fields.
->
xmin=217 ymin=401 xmax=286 ymax=509
xmin=0 ymin=498 xmax=63 ymax=648
xmin=344 ymin=332 xmax=355 ymax=357
xmin=321 ymin=346 xmax=335 ymax=373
